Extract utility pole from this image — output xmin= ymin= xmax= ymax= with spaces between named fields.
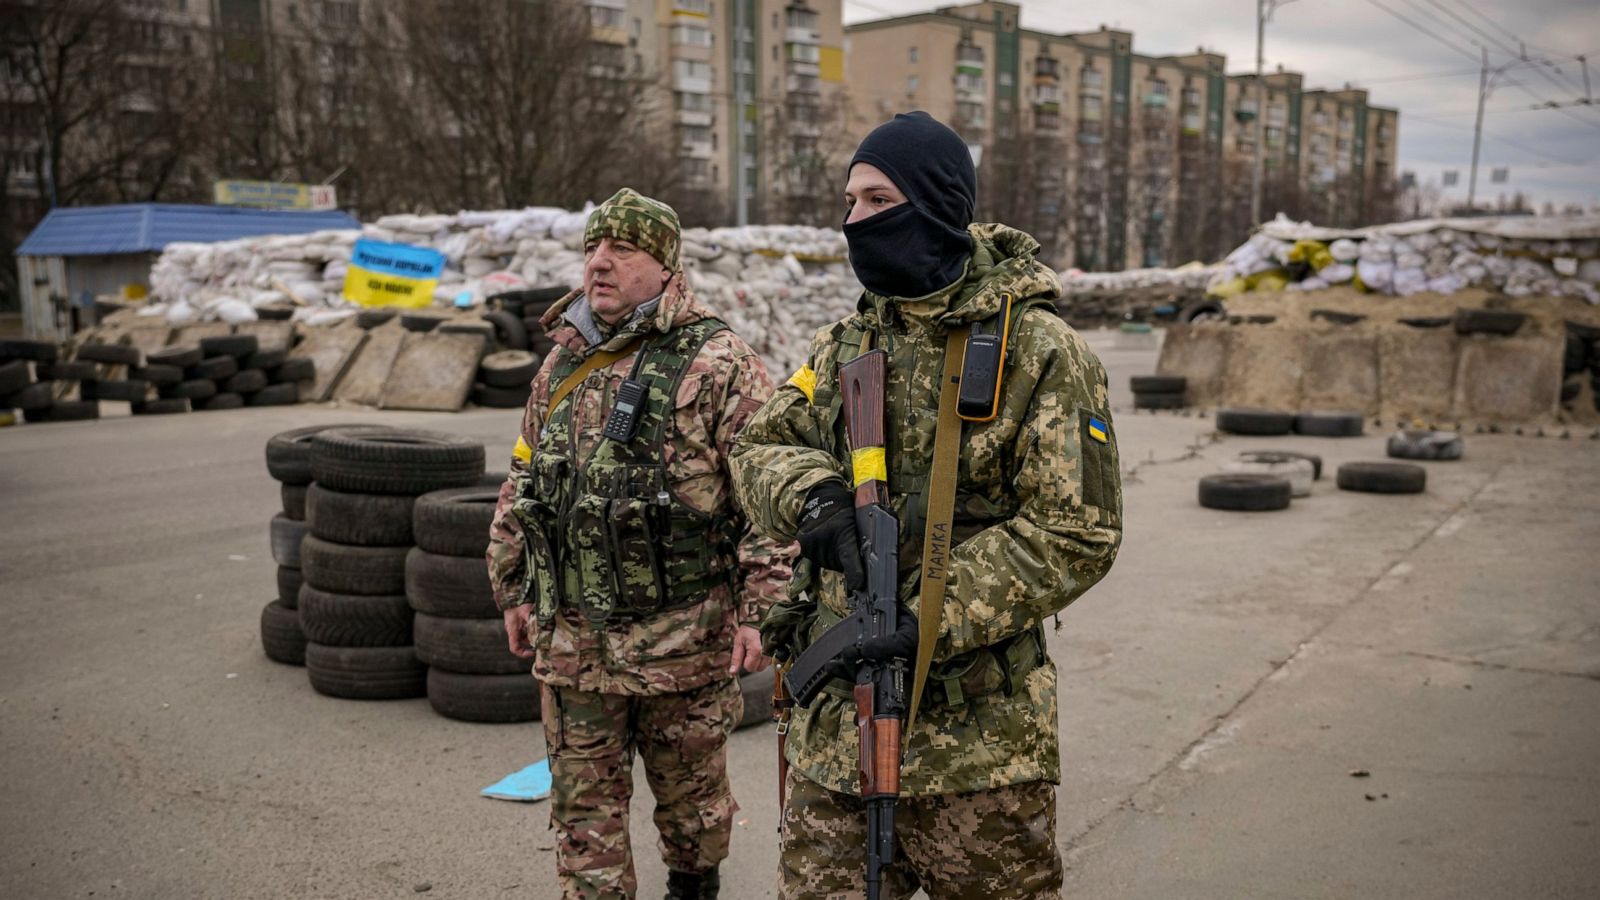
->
xmin=1468 ymin=46 xmax=1487 ymax=210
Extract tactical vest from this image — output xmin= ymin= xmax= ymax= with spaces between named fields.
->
xmin=516 ymin=317 xmax=739 ymax=625
xmin=807 ymin=293 xmax=1054 ymax=708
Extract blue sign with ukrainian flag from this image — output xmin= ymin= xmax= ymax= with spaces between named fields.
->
xmin=343 ymin=238 xmax=445 ymax=309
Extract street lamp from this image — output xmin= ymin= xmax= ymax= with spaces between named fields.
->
xmin=1251 ymin=0 xmax=1299 ymax=228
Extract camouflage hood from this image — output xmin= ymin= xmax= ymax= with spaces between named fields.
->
xmin=859 ymin=223 xmax=1062 ymax=331
xmin=539 ymin=272 xmax=716 ymax=356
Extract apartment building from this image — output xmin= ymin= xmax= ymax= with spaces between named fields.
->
xmin=845 ymin=1 xmax=1400 ymax=270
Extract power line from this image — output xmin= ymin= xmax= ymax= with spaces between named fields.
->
xmin=1403 ymin=113 xmax=1591 ymax=167
xmin=1420 ymin=0 xmax=1588 ymax=100
xmin=1361 ymin=0 xmax=1600 ymax=132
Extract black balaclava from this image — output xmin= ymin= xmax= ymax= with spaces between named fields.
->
xmin=844 ymin=111 xmax=976 ymax=299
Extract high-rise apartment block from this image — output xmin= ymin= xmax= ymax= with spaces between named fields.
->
xmin=845 ymin=1 xmax=1401 ymax=270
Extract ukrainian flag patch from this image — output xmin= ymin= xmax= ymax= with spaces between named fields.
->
xmin=1087 ymin=416 xmax=1109 ymax=444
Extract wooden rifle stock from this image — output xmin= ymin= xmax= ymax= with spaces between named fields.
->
xmin=837 ymin=348 xmax=904 ymax=900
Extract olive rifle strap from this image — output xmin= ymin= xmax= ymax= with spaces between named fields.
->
xmin=546 ymin=335 xmax=646 ymax=418
xmin=907 ymin=329 xmax=967 ymax=731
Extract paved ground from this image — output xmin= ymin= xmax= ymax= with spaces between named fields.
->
xmin=2 ymin=330 xmax=1597 ymax=899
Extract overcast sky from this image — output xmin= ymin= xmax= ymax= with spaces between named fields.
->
xmin=843 ymin=0 xmax=1600 ymax=213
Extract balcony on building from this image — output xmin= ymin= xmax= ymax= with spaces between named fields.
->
xmin=1035 ymin=55 xmax=1060 ymax=80
xmin=673 ymin=0 xmax=711 ymax=17
xmin=786 ymin=3 xmax=821 ymax=46
xmin=1079 ymin=67 xmax=1104 ymax=92
xmin=674 ymin=90 xmax=715 ymax=127
xmin=955 ymin=70 xmax=986 ymax=102
xmin=1035 ymin=109 xmax=1062 ymax=132
xmin=787 ymin=40 xmax=821 ymax=77
xmin=588 ymin=0 xmax=628 ymax=45
xmin=957 ymin=42 xmax=985 ymax=70
xmin=788 ymin=71 xmax=821 ymax=95
xmin=673 ymin=59 xmax=714 ymax=94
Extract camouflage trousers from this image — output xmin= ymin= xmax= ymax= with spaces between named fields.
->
xmin=778 ymin=769 xmax=1062 ymax=900
xmin=542 ymin=677 xmax=742 ymax=900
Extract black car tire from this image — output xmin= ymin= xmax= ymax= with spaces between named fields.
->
xmin=1130 ymin=375 xmax=1186 ymax=393
xmin=200 ymin=334 xmax=259 ymax=358
xmin=298 ymin=584 xmax=414 ymax=647
xmin=413 ymin=487 xmax=501 ymax=557
xmin=188 ymin=356 xmax=238 ymax=380
xmin=414 ymin=613 xmax=532 ymax=675
xmin=1385 ymin=430 xmax=1465 ymax=461
xmin=1293 ymin=410 xmax=1365 ymax=437
xmin=224 ymin=369 xmax=269 ymax=394
xmin=25 ymin=400 xmax=100 ymax=423
xmin=405 ymin=547 xmax=498 ymax=617
xmin=306 ymin=483 xmax=417 ymax=546
xmin=277 ymin=565 xmax=304 ymax=607
xmin=480 ymin=350 xmax=541 ymax=388
xmin=1198 ymin=473 xmax=1292 ymax=511
xmin=299 ymin=535 xmax=410 ymax=595
xmin=1238 ymin=449 xmax=1323 ymax=480
xmin=1216 ymin=407 xmax=1295 ymax=436
xmin=281 ymin=483 xmax=308 ymax=520
xmin=260 ymin=600 xmax=307 ymax=666
xmin=193 ymin=392 xmax=243 ymax=411
xmin=266 ymin=423 xmax=380 ymax=484
xmin=147 ymin=345 xmax=202 ymax=368
xmin=247 ymin=383 xmax=300 ymax=406
xmin=425 ymin=669 xmax=540 ymax=723
xmin=0 ymin=338 xmax=59 ymax=363
xmin=1337 ymin=461 xmax=1426 ymax=494
xmin=75 ymin=342 xmax=141 ymax=366
xmin=305 ymin=644 xmax=426 ymax=700
xmin=270 ymin=514 xmax=308 ymax=567
xmin=310 ymin=428 xmax=485 ymax=495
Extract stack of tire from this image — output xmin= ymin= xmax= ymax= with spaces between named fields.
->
xmin=406 ymin=486 xmax=540 ymax=722
xmin=1130 ymin=375 xmax=1186 ymax=411
xmin=262 ymin=425 xmax=366 ymax=666
xmin=1 ymin=338 xmax=101 ymax=423
xmin=470 ymin=286 xmax=569 ymax=409
xmin=298 ymin=427 xmax=487 ymax=701
xmin=154 ymin=335 xmax=314 ymax=412
xmin=1214 ymin=408 xmax=1364 ymax=438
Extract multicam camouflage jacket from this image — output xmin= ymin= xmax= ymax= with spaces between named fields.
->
xmin=730 ymin=224 xmax=1124 ymax=796
xmin=487 ymin=274 xmax=793 ymax=696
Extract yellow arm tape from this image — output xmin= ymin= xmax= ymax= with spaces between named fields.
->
xmin=512 ymin=435 xmax=532 ymax=464
xmin=851 ymin=447 xmax=887 ymax=488
xmin=786 ymin=365 xmax=817 ymax=404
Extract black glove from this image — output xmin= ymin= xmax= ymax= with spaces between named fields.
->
xmin=826 ymin=606 xmax=919 ymax=681
xmin=796 ymin=480 xmax=867 ymax=595
xmin=845 ymin=606 xmax=919 ymax=663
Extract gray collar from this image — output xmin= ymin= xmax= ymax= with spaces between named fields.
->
xmin=562 ymin=293 xmax=663 ymax=348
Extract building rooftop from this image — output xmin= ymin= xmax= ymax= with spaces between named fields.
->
xmin=17 ymin=203 xmax=360 ymax=257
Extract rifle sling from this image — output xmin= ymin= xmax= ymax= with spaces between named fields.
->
xmin=907 ymin=328 xmax=966 ymax=731
xmin=547 ymin=335 xmax=646 ymax=417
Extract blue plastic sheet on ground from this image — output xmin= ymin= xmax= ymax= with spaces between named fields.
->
xmin=481 ymin=758 xmax=552 ymax=802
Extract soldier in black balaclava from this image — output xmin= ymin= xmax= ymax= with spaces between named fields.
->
xmin=731 ymin=111 xmax=1124 ymax=899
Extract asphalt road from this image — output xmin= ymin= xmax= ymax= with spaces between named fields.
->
xmin=2 ymin=330 xmax=1597 ymax=899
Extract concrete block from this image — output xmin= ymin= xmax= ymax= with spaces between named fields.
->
xmin=1377 ymin=329 xmax=1459 ymax=422
xmin=174 ymin=322 xmax=234 ymax=345
xmin=1301 ymin=331 xmax=1380 ymax=415
xmin=1155 ymin=324 xmax=1229 ymax=408
xmin=289 ymin=327 xmax=367 ymax=403
xmin=1221 ymin=328 xmax=1307 ymax=412
xmin=235 ymin=321 xmax=294 ymax=354
xmin=378 ymin=332 xmax=485 ymax=411
xmin=1452 ymin=333 xmax=1563 ymax=422
xmin=332 ymin=323 xmax=405 ymax=407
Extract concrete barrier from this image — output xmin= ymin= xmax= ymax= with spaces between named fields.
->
xmin=1377 ymin=329 xmax=1460 ymax=422
xmin=1155 ymin=324 xmax=1230 ymax=408
xmin=1453 ymin=333 xmax=1563 ymax=422
xmin=1301 ymin=330 xmax=1380 ymax=415
xmin=1221 ymin=327 xmax=1307 ymax=412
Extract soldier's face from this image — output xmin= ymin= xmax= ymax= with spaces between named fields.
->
xmin=583 ymin=236 xmax=672 ymax=324
xmin=843 ymin=163 xmax=909 ymax=225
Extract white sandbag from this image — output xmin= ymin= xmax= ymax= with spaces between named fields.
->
xmin=1329 ymin=239 xmax=1359 ymax=262
xmin=213 ymin=298 xmax=258 ymax=324
xmin=1392 ymin=267 xmax=1427 ymax=296
xmin=1426 ymin=273 xmax=1465 ymax=295
xmin=1321 ymin=263 xmax=1354 ymax=284
xmin=1357 ymin=259 xmax=1394 ymax=292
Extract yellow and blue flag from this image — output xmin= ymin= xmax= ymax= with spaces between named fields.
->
xmin=1087 ymin=416 xmax=1109 ymax=443
xmin=343 ymin=238 xmax=445 ymax=309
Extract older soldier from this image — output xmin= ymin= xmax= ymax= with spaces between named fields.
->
xmin=488 ymin=188 xmax=792 ymax=900
xmin=730 ymin=112 xmax=1123 ymax=899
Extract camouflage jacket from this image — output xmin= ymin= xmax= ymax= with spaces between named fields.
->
xmin=730 ymin=224 xmax=1123 ymax=796
xmin=487 ymin=274 xmax=794 ymax=696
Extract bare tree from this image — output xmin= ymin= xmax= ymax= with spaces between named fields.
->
xmin=762 ymin=90 xmax=855 ymax=227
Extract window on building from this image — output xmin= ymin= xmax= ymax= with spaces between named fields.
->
xmin=671 ymin=24 xmax=712 ymax=47
xmin=907 ymin=75 xmax=919 ymax=93
xmin=1080 ymin=67 xmax=1103 ymax=89
xmin=590 ymin=5 xmax=624 ymax=29
xmin=680 ymin=124 xmax=713 ymax=145
xmin=1080 ymin=94 xmax=1103 ymax=121
xmin=909 ymin=46 xmax=918 ymax=63
xmin=955 ymin=72 xmax=984 ymax=94
xmin=673 ymin=59 xmax=713 ymax=82
xmin=998 ymin=72 xmax=1012 ymax=87
xmin=789 ymin=42 xmax=820 ymax=63
xmin=787 ymin=7 xmax=818 ymax=31
xmin=675 ymin=91 xmax=714 ymax=112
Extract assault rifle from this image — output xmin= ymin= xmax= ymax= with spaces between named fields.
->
xmin=783 ymin=348 xmax=905 ymax=900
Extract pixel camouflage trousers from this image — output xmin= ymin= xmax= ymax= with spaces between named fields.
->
xmin=542 ymin=677 xmax=742 ymax=900
xmin=778 ymin=768 xmax=1063 ymax=900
